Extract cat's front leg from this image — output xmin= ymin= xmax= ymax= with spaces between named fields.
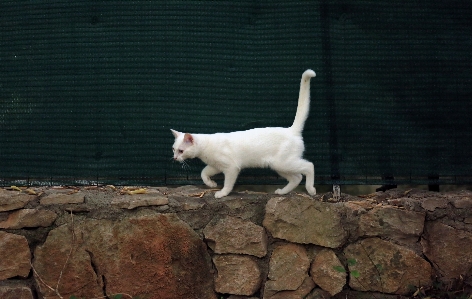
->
xmin=201 ymin=165 xmax=220 ymax=188
xmin=214 ymin=167 xmax=240 ymax=198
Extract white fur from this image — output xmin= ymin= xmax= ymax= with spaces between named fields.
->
xmin=171 ymin=69 xmax=316 ymax=198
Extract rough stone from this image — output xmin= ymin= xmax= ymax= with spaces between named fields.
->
xmin=168 ymin=195 xmax=208 ymax=212
xmin=334 ymin=290 xmax=400 ymax=299
xmin=181 ymin=201 xmax=205 ymax=211
xmin=204 ymin=216 xmax=267 ymax=257
xmin=346 ymin=200 xmax=377 ymax=210
xmin=32 ymin=225 xmax=108 ymax=299
xmin=343 ymin=202 xmax=368 ymax=216
xmin=451 ymin=197 xmax=472 ymax=209
xmin=0 ymin=285 xmax=34 ymax=299
xmin=228 ymin=296 xmax=259 ymax=299
xmin=213 ymin=255 xmax=261 ymax=296
xmin=33 ymin=213 xmax=216 ymax=299
xmin=40 ymin=190 xmax=85 ymax=205
xmin=264 ymin=243 xmax=310 ymax=293
xmin=264 ymin=276 xmax=315 ymax=299
xmin=172 ymin=185 xmax=208 ymax=196
xmin=111 ymin=190 xmax=169 ymax=209
xmin=222 ymin=196 xmax=268 ymax=221
xmin=304 ymin=288 xmax=332 ymax=299
xmin=310 ymin=249 xmax=346 ymax=296
xmin=344 ymin=238 xmax=432 ymax=295
xmin=263 ymin=196 xmax=347 ymax=248
xmin=0 ymin=209 xmax=57 ymax=229
xmin=0 ymin=189 xmax=36 ymax=212
xmin=359 ymin=206 xmax=425 ymax=244
xmin=0 ymin=231 xmax=31 ymax=280
xmin=421 ymin=197 xmax=448 ymax=211
xmin=421 ymin=221 xmax=472 ymax=281
xmin=341 ymin=202 xmax=366 ymax=241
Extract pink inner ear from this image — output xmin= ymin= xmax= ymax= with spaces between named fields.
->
xmin=183 ymin=133 xmax=194 ymax=144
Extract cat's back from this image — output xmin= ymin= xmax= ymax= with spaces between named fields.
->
xmin=205 ymin=127 xmax=303 ymax=166
xmin=216 ymin=127 xmax=296 ymax=143
xmin=215 ymin=127 xmax=303 ymax=155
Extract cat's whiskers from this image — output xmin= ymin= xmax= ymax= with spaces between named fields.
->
xmin=170 ymin=157 xmax=192 ymax=171
xmin=181 ymin=160 xmax=191 ymax=171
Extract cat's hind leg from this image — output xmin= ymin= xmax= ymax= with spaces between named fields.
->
xmin=273 ymin=159 xmax=316 ymax=196
xmin=214 ymin=167 xmax=240 ymax=198
xmin=201 ymin=165 xmax=220 ymax=188
xmin=299 ymin=159 xmax=316 ymax=195
xmin=274 ymin=171 xmax=302 ymax=195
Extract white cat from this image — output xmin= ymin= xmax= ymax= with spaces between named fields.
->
xmin=171 ymin=69 xmax=316 ymax=198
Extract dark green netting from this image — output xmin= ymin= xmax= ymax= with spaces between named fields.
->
xmin=1 ymin=1 xmax=471 ymax=186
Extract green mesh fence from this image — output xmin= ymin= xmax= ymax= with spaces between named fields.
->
xmin=1 ymin=1 xmax=471 ymax=186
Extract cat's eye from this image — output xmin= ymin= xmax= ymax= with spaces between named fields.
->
xmin=178 ymin=149 xmax=184 ymax=154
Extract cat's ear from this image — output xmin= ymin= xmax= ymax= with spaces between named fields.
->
xmin=170 ymin=129 xmax=181 ymax=138
xmin=183 ymin=133 xmax=194 ymax=145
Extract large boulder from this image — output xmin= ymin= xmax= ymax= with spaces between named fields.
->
xmin=111 ymin=189 xmax=169 ymax=209
xmin=33 ymin=213 xmax=216 ymax=299
xmin=213 ymin=255 xmax=261 ymax=296
xmin=0 ymin=189 xmax=36 ymax=212
xmin=310 ymin=249 xmax=346 ymax=296
xmin=263 ymin=196 xmax=347 ymax=248
xmin=359 ymin=206 xmax=425 ymax=244
xmin=421 ymin=221 xmax=472 ymax=281
xmin=0 ymin=285 xmax=34 ymax=299
xmin=263 ymin=243 xmax=310 ymax=298
xmin=0 ymin=209 xmax=57 ymax=229
xmin=344 ymin=238 xmax=432 ymax=295
xmin=204 ymin=216 xmax=267 ymax=257
xmin=40 ymin=189 xmax=85 ymax=205
xmin=34 ymin=230 xmax=103 ymax=299
xmin=0 ymin=231 xmax=31 ymax=280
xmin=421 ymin=197 xmax=448 ymax=211
xmin=264 ymin=276 xmax=315 ymax=299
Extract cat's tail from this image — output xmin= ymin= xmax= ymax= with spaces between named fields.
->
xmin=291 ymin=69 xmax=316 ymax=134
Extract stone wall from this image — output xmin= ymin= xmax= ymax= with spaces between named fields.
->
xmin=1 ymin=186 xmax=471 ymax=299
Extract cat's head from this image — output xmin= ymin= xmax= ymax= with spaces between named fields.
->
xmin=170 ymin=129 xmax=197 ymax=161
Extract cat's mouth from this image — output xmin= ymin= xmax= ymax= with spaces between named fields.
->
xmin=174 ymin=158 xmax=190 ymax=171
xmin=174 ymin=156 xmax=185 ymax=162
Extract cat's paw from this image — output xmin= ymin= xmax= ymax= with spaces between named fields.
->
xmin=204 ymin=180 xmax=217 ymax=188
xmin=307 ymin=186 xmax=316 ymax=196
xmin=214 ymin=190 xmax=229 ymax=199
xmin=274 ymin=188 xmax=288 ymax=195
